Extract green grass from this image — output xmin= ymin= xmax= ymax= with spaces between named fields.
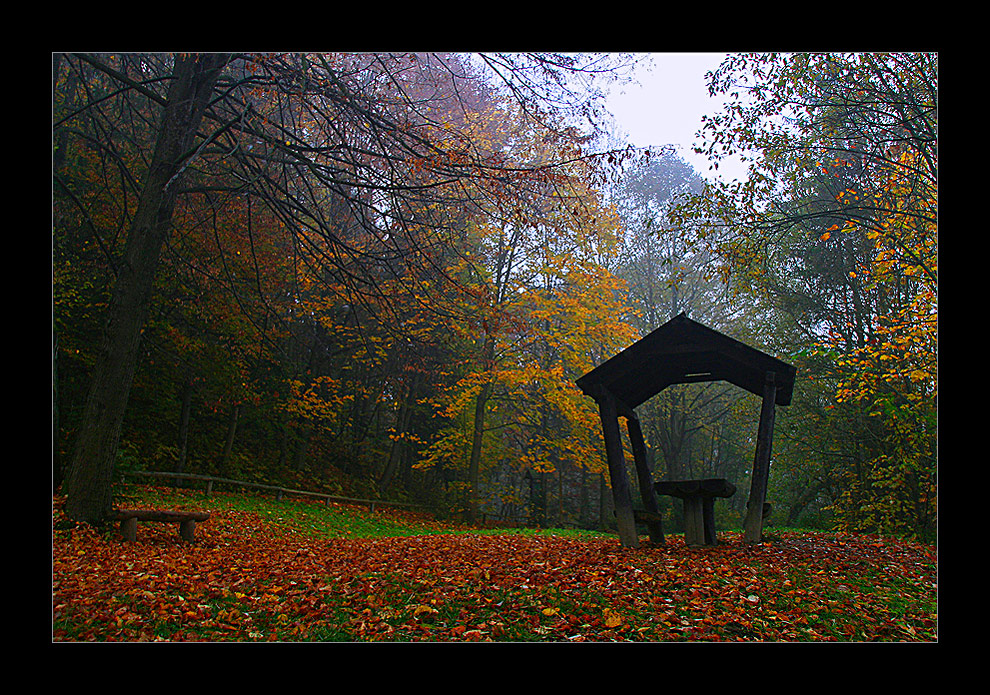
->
xmin=112 ymin=482 xmax=894 ymax=546
xmin=116 ymin=483 xmax=609 ymax=540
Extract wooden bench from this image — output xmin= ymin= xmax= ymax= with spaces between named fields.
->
xmin=633 ymin=509 xmax=662 ymax=524
xmin=614 ymin=509 xmax=665 ymax=526
xmin=655 ymin=478 xmax=736 ymax=547
xmin=114 ymin=509 xmax=211 ymax=542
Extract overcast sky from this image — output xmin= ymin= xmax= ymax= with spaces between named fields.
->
xmin=603 ymin=52 xmax=747 ymax=182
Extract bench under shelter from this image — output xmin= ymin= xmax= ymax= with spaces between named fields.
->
xmin=575 ymin=312 xmax=796 ymax=548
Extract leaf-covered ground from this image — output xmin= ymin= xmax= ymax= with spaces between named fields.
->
xmin=52 ymin=490 xmax=937 ymax=642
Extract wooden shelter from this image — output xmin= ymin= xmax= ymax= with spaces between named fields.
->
xmin=575 ymin=313 xmax=797 ymax=547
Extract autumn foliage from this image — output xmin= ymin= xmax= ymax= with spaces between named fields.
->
xmin=52 ymin=488 xmax=936 ymax=642
xmin=54 ymin=51 xmax=936 ymax=623
xmin=53 ymin=52 xmax=642 ymax=526
xmin=676 ymin=53 xmax=937 ymax=538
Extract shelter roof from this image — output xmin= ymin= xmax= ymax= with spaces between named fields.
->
xmin=576 ymin=313 xmax=797 ymax=409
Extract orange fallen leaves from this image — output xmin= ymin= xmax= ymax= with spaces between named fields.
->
xmin=52 ymin=497 xmax=937 ymax=642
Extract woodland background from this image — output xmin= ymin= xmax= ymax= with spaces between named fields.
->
xmin=52 ymin=52 xmax=937 ymax=541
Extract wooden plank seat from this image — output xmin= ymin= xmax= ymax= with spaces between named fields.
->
xmin=654 ymin=478 xmax=736 ymax=547
xmin=632 ymin=509 xmax=663 ymax=524
xmin=614 ymin=509 xmax=665 ymax=526
xmin=114 ymin=509 xmax=210 ymax=542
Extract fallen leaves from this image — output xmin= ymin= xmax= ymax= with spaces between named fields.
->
xmin=51 ymin=496 xmax=937 ymax=643
xmin=602 ymin=607 xmax=623 ymax=628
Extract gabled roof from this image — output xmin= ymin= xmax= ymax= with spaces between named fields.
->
xmin=576 ymin=312 xmax=797 ymax=409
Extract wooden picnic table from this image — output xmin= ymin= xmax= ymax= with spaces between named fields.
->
xmin=655 ymin=478 xmax=736 ymax=546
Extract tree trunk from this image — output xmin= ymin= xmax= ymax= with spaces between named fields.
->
xmin=466 ymin=377 xmax=495 ymax=524
xmin=64 ymin=54 xmax=229 ymax=524
xmin=466 ymin=335 xmax=495 ymax=524
xmin=175 ymin=375 xmax=194 ymax=484
xmin=579 ymin=467 xmax=589 ymax=528
xmin=292 ymin=424 xmax=313 ymax=472
xmin=786 ymin=479 xmax=829 ymax=526
xmin=653 ymin=388 xmax=692 ymax=479
xmin=53 ymin=333 xmax=62 ymax=493
xmin=218 ymin=403 xmax=241 ymax=476
xmin=379 ymin=373 xmax=419 ymax=493
xmin=598 ymin=473 xmax=609 ymax=532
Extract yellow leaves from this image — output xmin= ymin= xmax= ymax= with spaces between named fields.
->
xmin=387 ymin=430 xmax=422 ymax=445
xmin=283 ymin=377 xmax=351 ymax=423
xmin=821 ymin=219 xmax=859 ymax=242
xmin=602 ymin=607 xmax=624 ymax=628
xmin=835 ymin=188 xmax=860 ymax=203
xmin=413 ymin=604 xmax=437 ymax=619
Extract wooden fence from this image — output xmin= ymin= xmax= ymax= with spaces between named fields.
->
xmin=122 ymin=470 xmax=428 ymax=513
xmin=124 ymin=471 xmax=570 ymax=528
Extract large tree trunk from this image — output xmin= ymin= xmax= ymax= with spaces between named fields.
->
xmin=64 ymin=54 xmax=229 ymax=524
xmin=652 ymin=388 xmax=692 ymax=479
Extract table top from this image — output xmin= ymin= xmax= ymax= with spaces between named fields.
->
xmin=654 ymin=478 xmax=737 ymax=499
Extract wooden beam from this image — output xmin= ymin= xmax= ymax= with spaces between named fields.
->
xmin=626 ymin=416 xmax=664 ymax=545
xmin=744 ymin=372 xmax=777 ymax=543
xmin=702 ymin=496 xmax=718 ymax=545
xmin=682 ymin=496 xmax=706 ymax=546
xmin=596 ymin=388 xmax=639 ymax=548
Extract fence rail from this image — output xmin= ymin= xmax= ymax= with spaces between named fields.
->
xmin=122 ymin=470 xmax=428 ymax=513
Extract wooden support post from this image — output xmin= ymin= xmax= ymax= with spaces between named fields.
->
xmin=120 ymin=517 xmax=138 ymax=542
xmin=682 ymin=496 xmax=706 ymax=546
xmin=626 ymin=416 xmax=664 ymax=545
xmin=179 ymin=519 xmax=197 ymax=542
xmin=115 ymin=509 xmax=210 ymax=542
xmin=745 ymin=372 xmax=777 ymax=544
xmin=702 ymin=497 xmax=717 ymax=545
xmin=596 ymin=388 xmax=639 ymax=548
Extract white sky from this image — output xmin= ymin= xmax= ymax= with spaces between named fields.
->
xmin=603 ymin=52 xmax=747 ymax=182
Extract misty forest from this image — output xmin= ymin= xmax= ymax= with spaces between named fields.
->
xmin=52 ymin=52 xmax=936 ymax=643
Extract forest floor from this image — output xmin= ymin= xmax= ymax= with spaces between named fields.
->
xmin=52 ymin=486 xmax=938 ymax=643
